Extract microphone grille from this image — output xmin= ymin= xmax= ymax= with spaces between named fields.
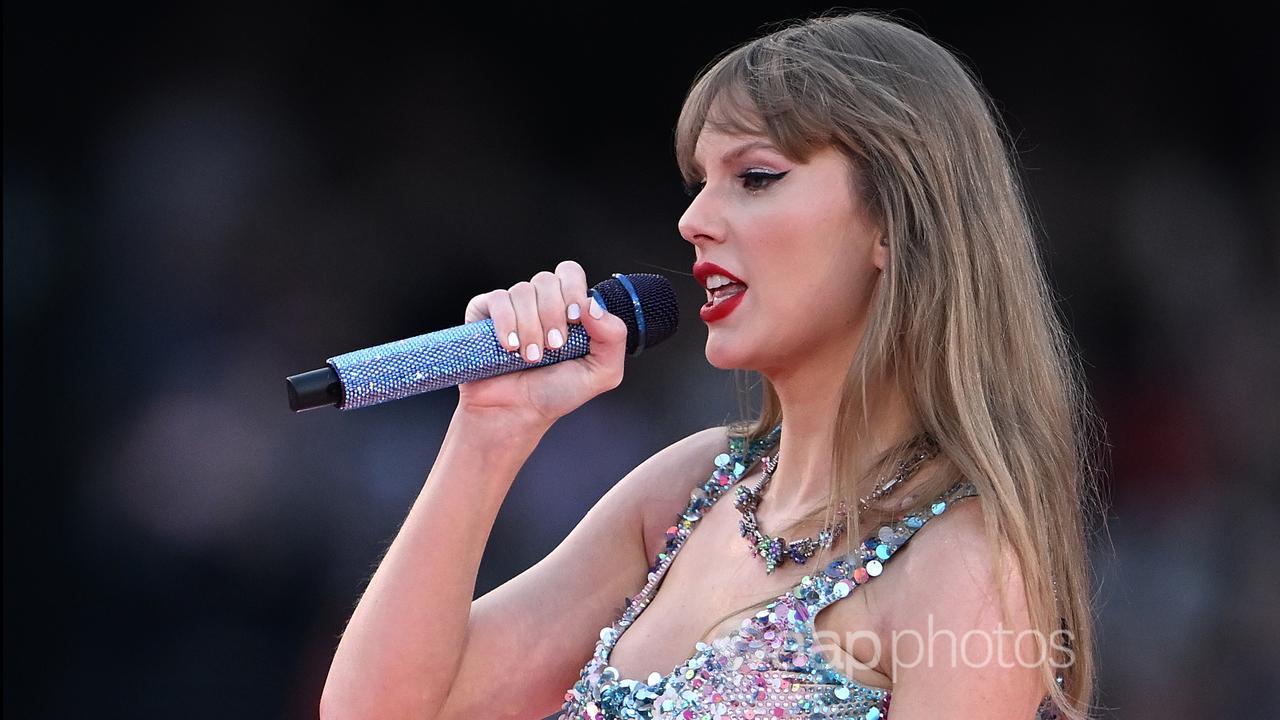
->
xmin=592 ymin=273 xmax=679 ymax=354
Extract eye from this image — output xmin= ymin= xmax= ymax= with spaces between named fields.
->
xmin=684 ymin=179 xmax=706 ymax=198
xmin=739 ymin=169 xmax=788 ymax=192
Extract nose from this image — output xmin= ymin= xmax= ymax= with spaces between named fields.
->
xmin=677 ymin=187 xmax=724 ymax=249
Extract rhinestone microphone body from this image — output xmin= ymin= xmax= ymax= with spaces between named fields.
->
xmin=286 ymin=273 xmax=678 ymax=412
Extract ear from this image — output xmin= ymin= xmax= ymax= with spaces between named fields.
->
xmin=871 ymin=232 xmax=889 ymax=271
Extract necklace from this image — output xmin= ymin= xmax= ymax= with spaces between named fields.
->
xmin=734 ymin=433 xmax=939 ymax=574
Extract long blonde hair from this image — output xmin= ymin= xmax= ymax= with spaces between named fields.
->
xmin=674 ymin=11 xmax=1104 ymax=718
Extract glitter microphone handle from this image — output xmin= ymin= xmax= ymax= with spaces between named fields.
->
xmin=327 ymin=315 xmax=595 ymax=410
xmin=286 ymin=272 xmax=678 ymax=412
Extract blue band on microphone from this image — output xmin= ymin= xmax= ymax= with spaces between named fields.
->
xmin=612 ymin=272 xmax=646 ymax=356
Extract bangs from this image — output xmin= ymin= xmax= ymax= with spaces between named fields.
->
xmin=674 ymin=34 xmax=832 ymax=185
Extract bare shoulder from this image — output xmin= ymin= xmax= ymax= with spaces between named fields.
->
xmin=627 ymin=425 xmax=730 ymax=565
xmin=874 ymin=496 xmax=1045 ymax=717
xmin=888 ymin=495 xmax=1031 ymax=632
xmin=629 ymin=425 xmax=728 ymax=505
xmin=900 ymin=495 xmax=992 ymax=568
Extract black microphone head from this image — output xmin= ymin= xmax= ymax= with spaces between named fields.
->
xmin=590 ymin=273 xmax=679 ymax=355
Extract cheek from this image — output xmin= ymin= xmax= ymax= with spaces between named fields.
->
xmin=736 ymin=183 xmax=874 ymax=334
xmin=760 ymin=241 xmax=873 ymax=336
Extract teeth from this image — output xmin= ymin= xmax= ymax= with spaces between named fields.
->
xmin=704 ymin=273 xmax=743 ymax=290
xmin=708 ymin=285 xmax=746 ymax=304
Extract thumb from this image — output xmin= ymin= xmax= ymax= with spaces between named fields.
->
xmin=579 ymin=294 xmax=629 ymax=358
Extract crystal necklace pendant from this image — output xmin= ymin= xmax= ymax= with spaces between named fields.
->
xmin=734 ymin=433 xmax=938 ymax=574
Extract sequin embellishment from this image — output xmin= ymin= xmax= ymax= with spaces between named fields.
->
xmin=556 ymin=426 xmax=1062 ymax=720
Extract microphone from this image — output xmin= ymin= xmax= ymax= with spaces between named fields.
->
xmin=285 ymin=272 xmax=678 ymax=412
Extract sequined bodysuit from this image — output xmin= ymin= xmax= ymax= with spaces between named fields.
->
xmin=557 ymin=426 xmax=1061 ymax=720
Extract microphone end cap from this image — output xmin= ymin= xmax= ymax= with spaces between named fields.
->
xmin=286 ymin=366 xmax=342 ymax=412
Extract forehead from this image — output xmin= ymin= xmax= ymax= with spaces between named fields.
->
xmin=691 ymin=130 xmax=782 ymax=171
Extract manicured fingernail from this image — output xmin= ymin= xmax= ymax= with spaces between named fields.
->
xmin=547 ymin=328 xmax=564 ymax=348
xmin=525 ymin=343 xmax=541 ymax=362
xmin=567 ymin=303 xmax=581 ymax=321
xmin=507 ymin=331 xmax=519 ymax=349
xmin=589 ymin=297 xmax=604 ymax=319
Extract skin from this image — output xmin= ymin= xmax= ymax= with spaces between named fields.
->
xmin=321 ymin=127 xmax=1047 ymax=720
xmin=679 ymin=128 xmax=909 ymax=512
xmin=672 ymin=127 xmax=1046 ymax=717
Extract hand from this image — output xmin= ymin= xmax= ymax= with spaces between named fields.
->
xmin=456 ymin=260 xmax=629 ymax=429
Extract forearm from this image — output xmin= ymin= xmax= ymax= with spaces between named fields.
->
xmin=320 ymin=407 xmax=548 ymax=720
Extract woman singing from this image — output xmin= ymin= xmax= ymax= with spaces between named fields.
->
xmin=321 ymin=11 xmax=1101 ymax=720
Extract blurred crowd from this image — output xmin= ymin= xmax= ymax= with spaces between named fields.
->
xmin=5 ymin=6 xmax=1276 ymax=719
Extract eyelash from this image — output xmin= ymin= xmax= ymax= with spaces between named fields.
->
xmin=684 ymin=170 xmax=789 ymax=198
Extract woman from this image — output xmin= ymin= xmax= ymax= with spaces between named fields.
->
xmin=321 ymin=11 xmax=1100 ymax=720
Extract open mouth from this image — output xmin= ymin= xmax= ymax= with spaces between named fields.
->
xmin=705 ymin=283 xmax=747 ymax=306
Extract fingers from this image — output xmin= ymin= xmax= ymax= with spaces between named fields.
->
xmin=555 ymin=260 xmax=589 ymax=327
xmin=531 ymin=270 xmax=567 ymax=355
xmin=508 ymin=281 xmax=543 ymax=362
xmin=468 ymin=260 xmax=606 ymax=365
xmin=467 ymin=289 xmax=521 ymax=351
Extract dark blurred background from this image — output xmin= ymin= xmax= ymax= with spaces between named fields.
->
xmin=5 ymin=5 xmax=1277 ymax=719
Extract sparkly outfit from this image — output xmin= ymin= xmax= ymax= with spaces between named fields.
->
xmin=557 ymin=425 xmax=1062 ymax=720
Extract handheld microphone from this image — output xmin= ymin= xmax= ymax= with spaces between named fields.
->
xmin=285 ymin=272 xmax=678 ymax=412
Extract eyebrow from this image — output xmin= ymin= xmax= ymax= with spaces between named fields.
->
xmin=691 ymin=139 xmax=782 ymax=177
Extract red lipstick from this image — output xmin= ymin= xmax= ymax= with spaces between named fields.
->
xmin=692 ymin=261 xmax=746 ymax=288
xmin=699 ymin=289 xmax=746 ymax=322
xmin=693 ymin=261 xmax=748 ymax=323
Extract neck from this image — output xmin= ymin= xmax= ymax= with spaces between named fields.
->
xmin=757 ymin=334 xmax=917 ymax=522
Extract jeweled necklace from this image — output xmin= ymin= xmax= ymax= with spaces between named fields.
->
xmin=734 ymin=433 xmax=939 ymax=574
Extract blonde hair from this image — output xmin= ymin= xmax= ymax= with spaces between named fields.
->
xmin=674 ymin=11 xmax=1104 ymax=718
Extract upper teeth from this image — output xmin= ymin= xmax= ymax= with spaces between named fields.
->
xmin=705 ymin=274 xmax=740 ymax=290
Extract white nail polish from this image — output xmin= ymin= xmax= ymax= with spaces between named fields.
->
xmin=589 ymin=297 xmax=604 ymax=319
xmin=526 ymin=343 xmax=541 ymax=362
xmin=548 ymin=328 xmax=564 ymax=348
xmin=507 ymin=331 xmax=519 ymax=349
xmin=567 ymin=303 xmax=581 ymax=321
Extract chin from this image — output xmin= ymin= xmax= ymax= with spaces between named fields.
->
xmin=704 ymin=354 xmax=743 ymax=371
xmin=703 ymin=336 xmax=760 ymax=371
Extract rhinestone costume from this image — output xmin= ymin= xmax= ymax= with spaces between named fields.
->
xmin=557 ymin=425 xmax=1062 ymax=720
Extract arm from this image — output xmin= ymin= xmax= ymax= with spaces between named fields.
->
xmin=434 ymin=424 xmax=727 ymax=719
xmin=319 ymin=408 xmax=548 ymax=720
xmin=320 ymin=411 xmax=725 ymax=720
